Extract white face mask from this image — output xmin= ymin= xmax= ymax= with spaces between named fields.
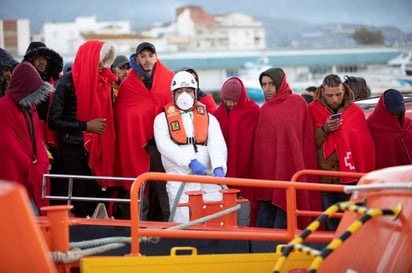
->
xmin=175 ymin=92 xmax=195 ymax=111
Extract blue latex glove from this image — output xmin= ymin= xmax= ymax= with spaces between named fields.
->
xmin=213 ymin=167 xmax=225 ymax=177
xmin=189 ymin=159 xmax=207 ymax=175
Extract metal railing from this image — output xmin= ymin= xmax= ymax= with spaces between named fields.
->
xmin=42 ymin=174 xmax=137 ymax=205
xmin=129 ymin=170 xmax=364 ymax=255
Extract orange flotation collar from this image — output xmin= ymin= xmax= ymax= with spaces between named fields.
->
xmin=164 ymin=102 xmax=209 ymax=145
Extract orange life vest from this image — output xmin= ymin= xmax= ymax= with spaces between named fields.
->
xmin=164 ymin=102 xmax=209 ymax=145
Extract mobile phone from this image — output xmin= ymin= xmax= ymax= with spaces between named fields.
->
xmin=331 ymin=113 xmax=342 ymax=119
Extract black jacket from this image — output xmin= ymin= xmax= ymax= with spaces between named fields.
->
xmin=48 ymin=72 xmax=87 ymax=145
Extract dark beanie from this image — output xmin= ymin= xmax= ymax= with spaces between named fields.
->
xmin=384 ymin=89 xmax=405 ymax=113
xmin=7 ymin=62 xmax=51 ymax=108
xmin=259 ymin=67 xmax=285 ymax=90
xmin=221 ymin=77 xmax=242 ymax=101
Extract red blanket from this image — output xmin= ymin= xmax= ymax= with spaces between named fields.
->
xmin=213 ymin=78 xmax=260 ymax=194
xmin=114 ymin=61 xmax=173 ymax=187
xmin=309 ymin=101 xmax=376 ymax=180
xmin=367 ymin=93 xmax=412 ymax=169
xmin=0 ymin=94 xmax=49 ymax=213
xmin=213 ymin=79 xmax=261 ymax=226
xmin=252 ymin=77 xmax=321 ymax=222
xmin=72 ymin=41 xmax=117 ymax=188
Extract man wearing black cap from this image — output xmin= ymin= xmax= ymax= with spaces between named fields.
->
xmin=114 ymin=42 xmax=174 ymax=221
xmin=110 ymin=55 xmax=130 ymax=101
xmin=367 ymin=89 xmax=412 ymax=169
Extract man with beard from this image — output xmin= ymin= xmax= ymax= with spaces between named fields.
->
xmin=252 ymin=67 xmax=320 ymax=232
xmin=23 ymin=42 xmax=63 ymax=122
xmin=212 ymin=76 xmax=260 ymax=226
xmin=23 ymin=42 xmax=63 ymax=175
xmin=308 ymin=74 xmax=375 ymax=230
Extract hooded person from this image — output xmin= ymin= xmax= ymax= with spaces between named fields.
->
xmin=212 ymin=76 xmax=260 ymax=226
xmin=23 ymin=42 xmax=64 ymax=167
xmin=0 ymin=48 xmax=19 ymax=97
xmin=0 ymin=62 xmax=53 ymax=215
xmin=367 ymin=89 xmax=412 ymax=169
xmin=48 ymin=40 xmax=117 ymax=217
xmin=23 ymin=41 xmax=63 ymax=84
xmin=252 ymin=67 xmax=321 ymax=230
xmin=114 ymin=42 xmax=174 ymax=221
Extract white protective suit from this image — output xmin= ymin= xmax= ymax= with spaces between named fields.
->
xmin=154 ymin=109 xmax=227 ymax=223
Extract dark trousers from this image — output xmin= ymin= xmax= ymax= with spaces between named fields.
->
xmin=321 ymin=191 xmax=352 ymax=231
xmin=56 ymin=142 xmax=105 ymax=217
xmin=141 ymin=142 xmax=170 ymax=221
xmin=255 ymin=201 xmax=287 ymax=229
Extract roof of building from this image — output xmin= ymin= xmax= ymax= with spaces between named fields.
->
xmin=176 ymin=5 xmax=217 ymax=26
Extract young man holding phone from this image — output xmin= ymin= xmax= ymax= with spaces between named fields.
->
xmin=308 ymin=74 xmax=375 ymax=231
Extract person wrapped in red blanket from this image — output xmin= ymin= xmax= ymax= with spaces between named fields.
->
xmin=48 ymin=40 xmax=117 ymax=217
xmin=252 ymin=67 xmax=321 ymax=230
xmin=0 ymin=62 xmax=52 ymax=215
xmin=213 ymin=77 xmax=260 ymax=226
xmin=114 ymin=42 xmax=174 ymax=221
xmin=367 ymin=89 xmax=412 ymax=169
xmin=308 ymin=74 xmax=375 ymax=230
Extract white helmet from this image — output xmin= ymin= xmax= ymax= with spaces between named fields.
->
xmin=171 ymin=71 xmax=197 ymax=92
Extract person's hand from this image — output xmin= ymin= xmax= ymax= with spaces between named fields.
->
xmin=87 ymin=118 xmax=107 ymax=134
xmin=322 ymin=115 xmax=342 ymax=133
xmin=213 ymin=167 xmax=225 ymax=177
xmin=189 ymin=159 xmax=207 ymax=175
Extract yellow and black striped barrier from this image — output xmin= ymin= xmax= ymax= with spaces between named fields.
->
xmin=273 ymin=200 xmax=402 ymax=273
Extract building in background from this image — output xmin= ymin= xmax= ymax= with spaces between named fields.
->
xmin=0 ymin=19 xmax=30 ymax=57
xmin=141 ymin=6 xmax=266 ymax=52
xmin=2 ymin=5 xmax=265 ymax=58
xmin=1 ymin=5 xmax=409 ymax=98
xmin=43 ymin=16 xmax=134 ymax=57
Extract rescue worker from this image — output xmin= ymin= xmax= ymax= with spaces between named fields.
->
xmin=153 ymin=71 xmax=227 ymax=223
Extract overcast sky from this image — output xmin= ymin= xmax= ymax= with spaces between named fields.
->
xmin=1 ymin=0 xmax=411 ymax=32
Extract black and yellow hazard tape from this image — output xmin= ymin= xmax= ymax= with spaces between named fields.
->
xmin=273 ymin=201 xmax=402 ymax=273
